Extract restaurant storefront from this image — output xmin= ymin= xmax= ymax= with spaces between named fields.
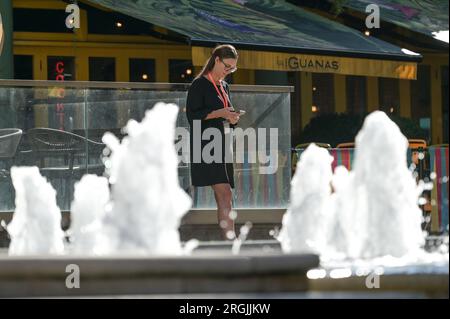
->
xmin=1 ymin=0 xmax=447 ymax=236
xmin=7 ymin=0 xmax=423 ymax=139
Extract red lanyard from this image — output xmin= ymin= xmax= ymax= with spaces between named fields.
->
xmin=207 ymin=73 xmax=229 ymax=109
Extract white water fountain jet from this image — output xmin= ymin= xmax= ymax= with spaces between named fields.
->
xmin=5 ymin=102 xmax=192 ymax=256
xmin=278 ymin=144 xmax=333 ymax=254
xmin=8 ymin=166 xmax=65 ymax=255
xmin=280 ymin=111 xmax=430 ymax=262
xmin=232 ymin=221 xmax=253 ymax=255
xmin=68 ymin=174 xmax=110 ymax=255
xmin=99 ymin=102 xmax=192 ymax=255
xmin=335 ymin=111 xmax=425 ymax=259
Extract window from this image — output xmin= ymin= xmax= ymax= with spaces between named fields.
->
xmin=379 ymin=78 xmax=399 ymax=115
xmin=411 ymin=65 xmax=431 ymax=141
xmin=312 ymin=73 xmax=334 ymax=115
xmin=287 ymin=72 xmax=301 ymax=146
xmin=14 ymin=55 xmax=33 ymax=80
xmin=346 ymin=76 xmax=366 ymax=115
xmin=89 ymin=57 xmax=115 ymax=81
xmin=129 ymin=59 xmax=155 ymax=82
xmin=47 ymin=56 xmax=75 ymax=81
xmin=86 ymin=4 xmax=154 ymax=35
xmin=13 ymin=9 xmax=73 ymax=33
xmin=169 ymin=60 xmax=194 ymax=83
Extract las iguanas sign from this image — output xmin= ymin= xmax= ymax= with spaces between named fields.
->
xmin=277 ymin=56 xmax=340 ymax=71
xmin=192 ymin=46 xmax=417 ymax=79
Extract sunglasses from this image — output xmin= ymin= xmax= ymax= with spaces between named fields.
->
xmin=219 ymin=59 xmax=237 ymax=73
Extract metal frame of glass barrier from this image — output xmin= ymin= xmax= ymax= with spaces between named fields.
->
xmin=0 ymin=80 xmax=292 ymax=216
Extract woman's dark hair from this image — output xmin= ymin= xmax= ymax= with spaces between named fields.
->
xmin=195 ymin=44 xmax=238 ymax=80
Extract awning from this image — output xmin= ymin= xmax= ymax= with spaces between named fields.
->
xmin=341 ymin=0 xmax=449 ymax=42
xmin=192 ymin=46 xmax=417 ymax=79
xmin=86 ymin=0 xmax=420 ymax=79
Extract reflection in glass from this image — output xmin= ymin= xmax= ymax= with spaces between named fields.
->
xmin=129 ymin=59 xmax=155 ymax=83
xmin=0 ymin=84 xmax=291 ymax=211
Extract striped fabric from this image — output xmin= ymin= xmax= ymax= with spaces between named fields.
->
xmin=292 ymin=146 xmax=448 ymax=233
xmin=192 ymin=186 xmax=215 ymax=208
xmin=235 ymin=157 xmax=259 ymax=207
xmin=428 ymin=146 xmax=449 ymax=233
xmin=330 ymin=149 xmax=354 ymax=171
xmin=296 ymin=148 xmax=428 ymax=172
xmin=295 ymin=148 xmax=354 ymax=172
xmin=191 ymin=152 xmax=288 ymax=209
xmin=192 ymin=186 xmax=216 ymax=208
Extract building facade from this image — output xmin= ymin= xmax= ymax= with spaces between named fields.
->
xmin=7 ymin=0 xmax=449 ymax=145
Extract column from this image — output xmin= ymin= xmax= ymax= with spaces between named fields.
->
xmin=300 ymin=72 xmax=312 ymax=129
xmin=334 ymin=74 xmax=347 ymax=114
xmin=366 ymin=76 xmax=379 ymax=113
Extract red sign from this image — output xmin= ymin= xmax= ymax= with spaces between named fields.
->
xmin=55 ymin=61 xmax=65 ymax=130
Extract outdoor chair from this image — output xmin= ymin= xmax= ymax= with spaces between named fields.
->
xmin=0 ymin=128 xmax=23 ymax=211
xmin=405 ymin=139 xmax=432 ymax=230
xmin=408 ymin=139 xmax=427 ymax=164
xmin=295 ymin=142 xmax=331 ymax=149
xmin=27 ymin=127 xmax=106 ymax=176
xmin=292 ymin=142 xmax=331 ymax=174
xmin=427 ymin=144 xmax=449 ymax=234
xmin=408 ymin=139 xmax=427 ymax=149
xmin=0 ymin=128 xmax=23 ymax=178
xmin=336 ymin=142 xmax=355 ymax=148
xmin=330 ymin=148 xmax=354 ymax=172
xmin=407 ymin=139 xmax=427 ymax=179
xmin=26 ymin=128 xmax=106 ymax=208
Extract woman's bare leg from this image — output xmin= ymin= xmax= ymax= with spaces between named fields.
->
xmin=211 ymin=183 xmax=235 ymax=240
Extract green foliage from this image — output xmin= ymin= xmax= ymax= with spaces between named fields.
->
xmin=299 ymin=112 xmax=428 ymax=147
xmin=388 ymin=114 xmax=429 ymax=141
xmin=329 ymin=0 xmax=348 ymax=15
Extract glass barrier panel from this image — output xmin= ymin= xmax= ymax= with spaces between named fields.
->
xmin=1 ymin=82 xmax=292 ymax=212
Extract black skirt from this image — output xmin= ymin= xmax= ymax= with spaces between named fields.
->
xmin=186 ymin=77 xmax=235 ymax=188
xmin=189 ymin=122 xmax=235 ymax=189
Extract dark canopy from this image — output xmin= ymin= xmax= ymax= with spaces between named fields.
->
xmin=87 ymin=0 xmax=421 ymax=61
xmin=342 ymin=0 xmax=448 ymax=41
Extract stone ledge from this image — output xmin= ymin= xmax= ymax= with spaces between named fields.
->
xmin=0 ymin=253 xmax=319 ymax=297
xmin=0 ymin=210 xmax=285 ymax=245
xmin=309 ymin=273 xmax=449 ymax=298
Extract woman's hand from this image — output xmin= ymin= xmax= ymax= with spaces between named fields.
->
xmin=210 ymin=108 xmax=239 ymax=124
xmin=228 ymin=111 xmax=240 ymax=124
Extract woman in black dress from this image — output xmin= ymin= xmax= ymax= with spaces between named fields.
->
xmin=186 ymin=44 xmax=240 ymax=240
